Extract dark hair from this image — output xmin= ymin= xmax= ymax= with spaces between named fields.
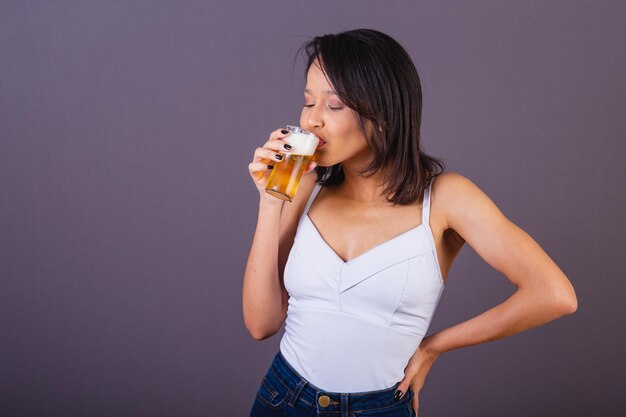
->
xmin=295 ymin=28 xmax=446 ymax=206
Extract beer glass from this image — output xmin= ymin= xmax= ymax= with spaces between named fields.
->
xmin=265 ymin=125 xmax=320 ymax=202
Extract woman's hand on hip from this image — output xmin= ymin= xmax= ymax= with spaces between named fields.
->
xmin=394 ymin=336 xmax=441 ymax=417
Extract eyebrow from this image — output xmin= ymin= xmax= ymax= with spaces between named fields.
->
xmin=304 ymin=88 xmax=337 ymax=96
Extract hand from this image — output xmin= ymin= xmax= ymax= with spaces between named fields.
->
xmin=395 ymin=336 xmax=441 ymax=417
xmin=248 ymin=127 xmax=317 ymax=201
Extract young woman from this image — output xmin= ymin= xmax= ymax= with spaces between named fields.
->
xmin=244 ymin=28 xmax=577 ymax=417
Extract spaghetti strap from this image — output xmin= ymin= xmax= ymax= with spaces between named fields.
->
xmin=421 ymin=177 xmax=443 ymax=284
xmin=422 ymin=178 xmax=433 ymax=227
xmin=303 ymin=182 xmax=322 ymax=215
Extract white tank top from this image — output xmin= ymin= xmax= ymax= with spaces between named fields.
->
xmin=279 ymin=178 xmax=445 ymax=392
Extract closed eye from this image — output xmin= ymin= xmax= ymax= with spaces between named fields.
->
xmin=303 ymin=104 xmax=343 ymax=111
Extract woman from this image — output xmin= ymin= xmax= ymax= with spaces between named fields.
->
xmin=243 ymin=29 xmax=577 ymax=417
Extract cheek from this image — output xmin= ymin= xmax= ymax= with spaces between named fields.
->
xmin=299 ymin=111 xmax=305 ymax=127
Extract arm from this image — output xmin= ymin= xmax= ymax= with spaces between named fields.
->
xmin=242 ymin=175 xmax=317 ymax=340
xmin=242 ymin=198 xmax=288 ymax=340
xmin=422 ymin=172 xmax=578 ymax=356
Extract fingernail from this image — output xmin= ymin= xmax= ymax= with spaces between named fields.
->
xmin=283 ymin=144 xmax=292 ymax=150
xmin=394 ymin=390 xmax=403 ymax=401
xmin=281 ymin=129 xmax=289 ymax=134
xmin=275 ymin=154 xmax=283 ymax=160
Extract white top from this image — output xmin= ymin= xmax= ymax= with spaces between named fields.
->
xmin=279 ymin=178 xmax=445 ymax=392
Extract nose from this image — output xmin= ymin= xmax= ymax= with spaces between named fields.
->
xmin=301 ymin=105 xmax=324 ymax=131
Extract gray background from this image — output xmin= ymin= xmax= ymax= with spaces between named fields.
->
xmin=1 ymin=1 xmax=624 ymax=416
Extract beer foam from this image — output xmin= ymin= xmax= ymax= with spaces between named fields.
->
xmin=285 ymin=132 xmax=319 ymax=156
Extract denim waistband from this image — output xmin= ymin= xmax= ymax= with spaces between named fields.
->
xmin=269 ymin=350 xmax=411 ymax=412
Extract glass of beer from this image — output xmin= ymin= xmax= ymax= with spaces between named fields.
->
xmin=265 ymin=125 xmax=320 ymax=202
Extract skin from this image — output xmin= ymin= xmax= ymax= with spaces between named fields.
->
xmin=244 ymin=58 xmax=578 ymax=416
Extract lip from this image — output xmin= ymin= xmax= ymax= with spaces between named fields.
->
xmin=316 ymin=135 xmax=326 ymax=149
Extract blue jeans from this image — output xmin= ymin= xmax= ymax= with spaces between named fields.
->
xmin=249 ymin=350 xmax=415 ymax=417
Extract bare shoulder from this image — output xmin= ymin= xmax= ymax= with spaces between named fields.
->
xmin=431 ymin=170 xmax=477 ymax=197
xmin=432 ymin=170 xmax=492 ymax=214
xmin=429 ymin=171 xmax=480 ymax=238
xmin=432 ymin=170 xmax=510 ymax=234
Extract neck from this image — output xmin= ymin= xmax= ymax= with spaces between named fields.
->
xmin=336 ymin=161 xmax=393 ymax=203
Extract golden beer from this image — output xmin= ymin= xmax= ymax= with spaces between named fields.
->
xmin=265 ymin=125 xmax=320 ymax=202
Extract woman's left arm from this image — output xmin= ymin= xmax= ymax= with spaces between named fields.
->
xmin=396 ymin=172 xmax=578 ymax=416
xmin=423 ymin=171 xmax=578 ymax=356
xmin=395 ymin=172 xmax=578 ymax=415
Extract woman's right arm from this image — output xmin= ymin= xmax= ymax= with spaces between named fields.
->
xmin=242 ymin=128 xmax=317 ymax=340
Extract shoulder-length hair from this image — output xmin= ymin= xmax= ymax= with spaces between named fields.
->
xmin=296 ymin=28 xmax=446 ymax=206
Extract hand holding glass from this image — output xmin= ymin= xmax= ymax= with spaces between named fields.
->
xmin=265 ymin=125 xmax=320 ymax=202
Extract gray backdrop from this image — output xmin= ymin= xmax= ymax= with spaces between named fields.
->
xmin=1 ymin=1 xmax=624 ymax=416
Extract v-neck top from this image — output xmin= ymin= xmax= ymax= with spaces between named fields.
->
xmin=279 ymin=178 xmax=445 ymax=393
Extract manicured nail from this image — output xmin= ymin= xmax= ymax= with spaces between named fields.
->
xmin=394 ymin=390 xmax=403 ymax=401
xmin=275 ymin=154 xmax=283 ymax=160
xmin=283 ymin=144 xmax=292 ymax=150
xmin=281 ymin=129 xmax=289 ymax=134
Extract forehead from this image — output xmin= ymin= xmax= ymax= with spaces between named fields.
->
xmin=305 ymin=59 xmax=335 ymax=93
